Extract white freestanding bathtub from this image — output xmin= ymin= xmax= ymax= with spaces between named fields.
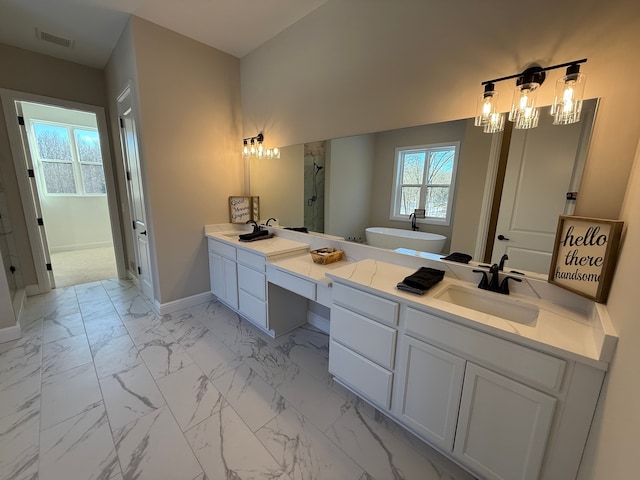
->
xmin=365 ymin=227 xmax=446 ymax=253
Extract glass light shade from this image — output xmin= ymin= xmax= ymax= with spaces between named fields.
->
xmin=475 ymin=86 xmax=499 ymax=127
xmin=509 ymin=82 xmax=540 ymax=122
xmin=513 ymin=106 xmax=540 ymax=129
xmin=483 ymin=113 xmax=505 ymax=133
xmin=273 ymin=147 xmax=280 ymax=159
xmin=243 ymin=141 xmax=249 ymax=157
xmin=552 ymin=71 xmax=586 ymax=125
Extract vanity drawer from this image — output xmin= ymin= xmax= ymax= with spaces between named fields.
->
xmin=405 ymin=308 xmax=566 ymax=392
xmin=333 ymin=283 xmax=399 ymax=326
xmin=238 ymin=290 xmax=267 ymax=330
xmin=331 ymin=304 xmax=396 ymax=369
xmin=329 ymin=340 xmax=393 ymax=409
xmin=237 ymin=264 xmax=266 ymax=301
xmin=208 ymin=238 xmax=236 ymax=260
xmin=268 ymin=267 xmax=316 ymax=301
xmin=237 ymin=249 xmax=266 ymax=271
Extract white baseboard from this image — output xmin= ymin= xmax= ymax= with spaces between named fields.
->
xmin=307 ymin=310 xmax=330 ymax=334
xmin=25 ymin=284 xmax=46 ymax=296
xmin=50 ymin=242 xmax=114 ymax=253
xmin=154 ymin=291 xmax=214 ymax=316
xmin=0 ymin=324 xmax=22 ymax=344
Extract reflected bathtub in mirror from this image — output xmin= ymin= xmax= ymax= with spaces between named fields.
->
xmin=365 ymin=227 xmax=446 ymax=253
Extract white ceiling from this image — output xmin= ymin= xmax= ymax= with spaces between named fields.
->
xmin=0 ymin=0 xmax=328 ymax=68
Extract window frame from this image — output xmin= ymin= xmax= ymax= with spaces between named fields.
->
xmin=29 ymin=119 xmax=106 ymax=197
xmin=389 ymin=141 xmax=460 ymax=226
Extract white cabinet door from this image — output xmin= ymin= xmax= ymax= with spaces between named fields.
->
xmin=222 ymin=256 xmax=238 ymax=310
xmin=209 ymin=251 xmax=238 ymax=310
xmin=392 ymin=336 xmax=465 ymax=451
xmin=454 ymin=363 xmax=556 ymax=480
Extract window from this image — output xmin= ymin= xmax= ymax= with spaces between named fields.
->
xmin=390 ymin=142 xmax=459 ymax=225
xmin=31 ymin=121 xmax=106 ymax=195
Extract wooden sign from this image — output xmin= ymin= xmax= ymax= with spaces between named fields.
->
xmin=229 ymin=196 xmax=251 ymax=223
xmin=548 ymin=216 xmax=623 ymax=303
xmin=251 ymin=196 xmax=260 ymax=222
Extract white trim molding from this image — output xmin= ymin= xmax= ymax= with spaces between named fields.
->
xmin=153 ymin=291 xmax=214 ymax=316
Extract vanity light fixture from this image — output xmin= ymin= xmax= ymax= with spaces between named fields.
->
xmin=477 ymin=58 xmax=587 ymax=133
xmin=242 ymin=133 xmax=280 ymax=159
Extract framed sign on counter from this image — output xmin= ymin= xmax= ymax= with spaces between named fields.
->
xmin=548 ymin=215 xmax=623 ymax=303
xmin=229 ymin=196 xmax=251 ymax=224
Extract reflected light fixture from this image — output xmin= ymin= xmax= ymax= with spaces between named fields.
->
xmin=476 ymin=58 xmax=587 ymax=133
xmin=242 ymin=133 xmax=280 ymax=159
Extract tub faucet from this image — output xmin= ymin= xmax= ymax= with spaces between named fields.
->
xmin=409 ymin=213 xmax=419 ymax=231
xmin=498 ymin=254 xmax=508 ymax=271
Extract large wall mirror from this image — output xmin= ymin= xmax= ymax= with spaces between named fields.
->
xmin=249 ymin=99 xmax=598 ymax=275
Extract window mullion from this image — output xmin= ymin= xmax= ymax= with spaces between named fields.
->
xmin=68 ymin=126 xmax=84 ymax=194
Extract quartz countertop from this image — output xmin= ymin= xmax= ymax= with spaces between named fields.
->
xmin=326 ymin=259 xmax=617 ymax=369
xmin=268 ymin=252 xmax=353 ymax=285
xmin=205 ymin=230 xmax=309 ymax=258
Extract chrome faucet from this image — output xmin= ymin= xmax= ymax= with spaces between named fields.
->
xmin=409 ymin=213 xmax=419 ymax=231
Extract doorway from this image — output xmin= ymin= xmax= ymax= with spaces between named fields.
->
xmin=1 ymin=89 xmax=125 ymax=292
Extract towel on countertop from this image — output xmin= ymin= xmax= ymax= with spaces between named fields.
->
xmin=441 ymin=252 xmax=472 ymax=264
xmin=238 ymin=230 xmax=270 ymax=242
xmin=397 ymin=266 xmax=445 ymax=295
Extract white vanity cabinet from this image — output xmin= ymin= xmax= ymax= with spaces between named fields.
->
xmin=236 ymin=249 xmax=268 ymax=329
xmin=328 ymin=276 xmax=605 ymax=480
xmin=329 ymin=283 xmax=399 ymax=409
xmin=208 ymin=239 xmax=238 ymax=309
xmin=453 ymin=363 xmax=556 ymax=480
xmin=391 ymin=334 xmax=465 ymax=451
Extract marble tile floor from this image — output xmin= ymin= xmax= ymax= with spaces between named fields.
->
xmin=0 ymin=278 xmax=477 ymax=480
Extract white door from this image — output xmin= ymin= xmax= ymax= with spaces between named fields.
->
xmin=392 ymin=335 xmax=465 ymax=451
xmin=454 ymin=363 xmax=556 ymax=480
xmin=491 ymin=103 xmax=596 ymax=274
xmin=117 ymin=86 xmax=154 ymax=299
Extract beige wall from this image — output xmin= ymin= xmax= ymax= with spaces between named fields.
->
xmin=240 ymin=1 xmax=640 ymax=477
xmin=241 ymin=0 xmax=640 ymax=221
xmin=0 ymin=42 xmax=111 ymax=290
xmin=578 ymin=140 xmax=640 ymax=478
xmin=128 ymin=17 xmax=242 ymax=303
xmin=325 ymin=134 xmax=375 ymax=239
xmin=250 ymin=143 xmax=304 ymax=227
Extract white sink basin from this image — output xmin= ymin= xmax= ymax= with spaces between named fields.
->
xmin=434 ymin=285 xmax=539 ymax=326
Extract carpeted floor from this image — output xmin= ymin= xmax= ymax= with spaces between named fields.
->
xmin=50 ymin=245 xmax=118 ymax=287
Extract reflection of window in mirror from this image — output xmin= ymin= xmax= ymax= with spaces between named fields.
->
xmin=391 ymin=142 xmax=460 ymax=226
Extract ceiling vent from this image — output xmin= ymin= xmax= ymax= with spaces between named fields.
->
xmin=35 ymin=29 xmax=74 ymax=48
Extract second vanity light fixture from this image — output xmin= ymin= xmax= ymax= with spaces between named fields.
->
xmin=475 ymin=58 xmax=587 ymax=133
xmin=243 ymin=133 xmax=280 ymax=159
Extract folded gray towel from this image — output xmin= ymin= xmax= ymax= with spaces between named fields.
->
xmin=402 ymin=267 xmax=445 ymax=290
xmin=239 ymin=230 xmax=269 ymax=241
xmin=396 ymin=282 xmax=427 ymax=295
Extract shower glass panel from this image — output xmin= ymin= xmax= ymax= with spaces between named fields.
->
xmin=303 ymin=141 xmax=326 ymax=232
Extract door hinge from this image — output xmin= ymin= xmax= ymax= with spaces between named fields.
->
xmin=119 ymin=117 xmax=124 ymax=128
xmin=46 ymin=263 xmax=52 ymax=271
xmin=17 ymin=116 xmax=25 ymax=126
xmin=132 ymin=220 xmax=136 ymax=230
xmin=27 ymin=169 xmax=35 ymax=178
xmin=126 ymin=171 xmax=131 ymax=181
xmin=137 ymin=266 xmax=141 ymax=275
xmin=9 ymin=265 xmax=16 ymax=274
xmin=37 ymin=218 xmax=44 ymax=226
